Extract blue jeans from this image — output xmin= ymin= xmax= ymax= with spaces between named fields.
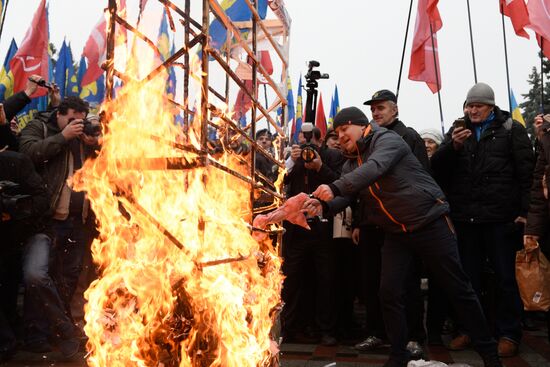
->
xmin=51 ymin=217 xmax=91 ymax=315
xmin=23 ymin=233 xmax=74 ymax=344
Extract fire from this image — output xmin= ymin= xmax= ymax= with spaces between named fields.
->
xmin=73 ymin=50 xmax=282 ymax=366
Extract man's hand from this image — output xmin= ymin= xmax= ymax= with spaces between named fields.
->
xmin=312 ymin=184 xmax=334 ymax=201
xmin=524 ymin=235 xmax=539 ymax=249
xmin=61 ymin=119 xmax=84 ymax=140
xmin=80 ymin=133 xmax=99 ymax=146
xmin=302 ymin=197 xmax=322 ymax=217
xmin=514 ymin=216 xmax=527 ymax=225
xmin=451 ymin=127 xmax=472 ymax=150
xmin=0 ymin=104 xmax=6 ymax=126
xmin=290 ymin=144 xmax=302 ymax=162
xmin=49 ymin=83 xmax=61 ymax=107
xmin=304 ymin=150 xmax=322 ymax=172
xmin=24 ymin=74 xmax=42 ymax=97
xmin=352 ymin=228 xmax=360 ymax=245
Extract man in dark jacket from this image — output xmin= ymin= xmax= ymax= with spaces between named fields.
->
xmin=19 ymin=96 xmax=97 ymax=346
xmin=431 ymin=83 xmax=534 ymax=357
xmin=304 ymin=107 xmax=501 ymax=367
xmin=282 ymin=123 xmax=344 ymax=346
xmin=0 ymin=151 xmax=80 ymax=360
xmin=352 ymin=90 xmax=427 ymax=357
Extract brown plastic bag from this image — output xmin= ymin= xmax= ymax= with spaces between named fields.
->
xmin=515 ymin=241 xmax=550 ymax=311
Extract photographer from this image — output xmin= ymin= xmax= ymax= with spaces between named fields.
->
xmin=18 ymin=96 xmax=99 ymax=347
xmin=0 ymin=150 xmax=79 ymax=360
xmin=281 ymin=123 xmax=344 ymax=346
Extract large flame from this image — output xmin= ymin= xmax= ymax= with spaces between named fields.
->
xmin=74 ymin=51 xmax=282 ymax=366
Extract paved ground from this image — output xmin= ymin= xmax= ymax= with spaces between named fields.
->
xmin=2 ymin=327 xmax=549 ymax=367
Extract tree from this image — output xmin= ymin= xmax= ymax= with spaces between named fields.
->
xmin=520 ymin=52 xmax=550 ymax=136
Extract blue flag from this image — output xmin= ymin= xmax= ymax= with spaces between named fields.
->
xmin=55 ymin=40 xmax=74 ymax=98
xmin=0 ymin=38 xmax=18 ymax=101
xmin=209 ymin=0 xmax=268 ymax=52
xmin=328 ymin=85 xmax=340 ymax=129
xmin=66 ymin=54 xmax=82 ymax=97
xmin=292 ymin=75 xmax=303 ymax=143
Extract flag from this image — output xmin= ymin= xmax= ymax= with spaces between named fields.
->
xmin=291 ymin=75 xmax=303 ymax=143
xmin=328 ymin=85 xmax=340 ymax=129
xmin=285 ymin=74 xmax=295 ymax=123
xmin=315 ymin=93 xmax=327 ymax=137
xmin=408 ymin=0 xmax=442 ymax=93
xmin=16 ymin=55 xmax=52 ymax=130
xmin=158 ymin=9 xmax=170 ymax=62
xmin=209 ymin=0 xmax=268 ymax=52
xmin=81 ymin=74 xmax=105 ymax=105
xmin=10 ymin=0 xmax=49 ymax=97
xmin=0 ymin=0 xmax=4 ymax=16
xmin=527 ymin=0 xmax=550 ymax=59
xmin=0 ymin=39 xmax=18 ymax=101
xmin=54 ymin=40 xmax=74 ymax=98
xmin=81 ymin=0 xmax=126 ymax=86
xmin=66 ymin=53 xmax=80 ymax=97
xmin=500 ymin=0 xmax=530 ymax=39
xmin=510 ymin=89 xmax=525 ymax=126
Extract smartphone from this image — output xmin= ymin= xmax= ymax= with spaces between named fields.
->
xmin=453 ymin=118 xmax=466 ymax=130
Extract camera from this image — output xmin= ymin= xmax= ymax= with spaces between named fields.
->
xmin=0 ymin=181 xmax=32 ymax=221
xmin=83 ymin=119 xmax=101 ymax=136
xmin=300 ymin=122 xmax=317 ymax=163
xmin=305 ymin=60 xmax=329 ymax=84
xmin=28 ymin=77 xmax=53 ymax=90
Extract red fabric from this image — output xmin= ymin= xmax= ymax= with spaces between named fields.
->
xmin=408 ymin=0 xmax=442 ymax=93
xmin=140 ymin=0 xmax=149 ymax=13
xmin=500 ymin=0 xmax=530 ymax=39
xmin=315 ymin=93 xmax=326 ymax=137
xmin=259 ymin=51 xmax=273 ymax=76
xmin=527 ymin=0 xmax=550 ymax=59
xmin=81 ymin=0 xmax=126 ymax=86
xmin=9 ymin=0 xmax=49 ymax=97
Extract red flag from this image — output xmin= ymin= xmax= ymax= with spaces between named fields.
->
xmin=9 ymin=0 xmax=49 ymax=97
xmin=259 ymin=51 xmax=273 ymax=76
xmin=408 ymin=0 xmax=442 ymax=93
xmin=527 ymin=0 xmax=550 ymax=59
xmin=315 ymin=93 xmax=326 ymax=138
xmin=500 ymin=0 xmax=530 ymax=39
xmin=81 ymin=0 xmax=126 ymax=86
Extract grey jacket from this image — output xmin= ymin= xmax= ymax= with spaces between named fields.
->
xmin=327 ymin=124 xmax=449 ymax=234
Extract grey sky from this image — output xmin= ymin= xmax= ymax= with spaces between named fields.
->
xmin=0 ymin=0 xmax=542 ymax=134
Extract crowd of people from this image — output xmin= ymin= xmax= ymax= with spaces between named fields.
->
xmin=1 ymin=75 xmax=549 ymax=367
xmin=264 ymin=83 xmax=549 ymax=367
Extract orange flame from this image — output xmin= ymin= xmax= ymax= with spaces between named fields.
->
xmin=74 ymin=51 xmax=282 ymax=366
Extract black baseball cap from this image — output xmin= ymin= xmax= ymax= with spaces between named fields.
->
xmin=363 ymin=89 xmax=397 ymax=105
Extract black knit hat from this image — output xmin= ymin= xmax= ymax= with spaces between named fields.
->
xmin=332 ymin=107 xmax=370 ymax=130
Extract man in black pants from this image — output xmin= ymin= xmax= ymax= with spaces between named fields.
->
xmin=303 ymin=107 xmax=501 ymax=367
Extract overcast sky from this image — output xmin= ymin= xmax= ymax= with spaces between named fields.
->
xmin=0 ymin=0 xmax=542 ymax=134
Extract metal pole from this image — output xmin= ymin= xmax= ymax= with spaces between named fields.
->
xmin=500 ymin=2 xmax=512 ymax=112
xmin=250 ymin=0 xmax=258 ymax=208
xmin=429 ymin=22 xmax=445 ymax=135
xmin=396 ymin=0 xmax=414 ymax=101
xmin=200 ymin=0 xmax=210 ymax=159
xmin=106 ymin=0 xmax=117 ymax=102
xmin=541 ymin=37 xmax=545 ymax=114
xmin=184 ymin=0 xmax=190 ymax=127
xmin=0 ymin=0 xmax=10 ymax=44
xmin=466 ymin=0 xmax=478 ymax=83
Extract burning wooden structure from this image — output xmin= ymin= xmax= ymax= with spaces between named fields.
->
xmin=73 ymin=1 xmax=292 ymax=366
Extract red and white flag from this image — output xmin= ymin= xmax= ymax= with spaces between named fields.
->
xmin=81 ymin=0 xmax=126 ymax=86
xmin=527 ymin=0 xmax=550 ymax=59
xmin=315 ymin=93 xmax=326 ymax=138
xmin=408 ymin=0 xmax=442 ymax=93
xmin=500 ymin=0 xmax=530 ymax=39
xmin=10 ymin=0 xmax=49 ymax=97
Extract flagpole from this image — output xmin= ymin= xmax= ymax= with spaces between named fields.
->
xmin=396 ymin=0 xmax=414 ymax=101
xmin=541 ymin=37 xmax=545 ymax=114
xmin=466 ymin=0 xmax=478 ymax=83
xmin=0 ymin=0 xmax=10 ymax=43
xmin=500 ymin=1 xmax=512 ymax=112
xmin=429 ymin=22 xmax=444 ymax=135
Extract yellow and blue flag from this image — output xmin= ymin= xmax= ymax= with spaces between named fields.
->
xmin=510 ymin=89 xmax=525 ymax=127
xmin=328 ymin=85 xmax=340 ymax=129
xmin=0 ymin=38 xmax=18 ymax=101
xmin=77 ymin=55 xmax=104 ymax=106
xmin=292 ymin=74 xmax=303 ymax=143
xmin=209 ymin=0 xmax=268 ymax=52
xmin=66 ymin=53 xmax=82 ymax=97
xmin=158 ymin=9 xmax=170 ymax=61
xmin=54 ymin=40 xmax=74 ymax=98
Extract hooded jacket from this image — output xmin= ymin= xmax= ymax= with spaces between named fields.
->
xmin=431 ymin=106 xmax=534 ymax=223
xmin=327 ymin=124 xmax=449 ymax=234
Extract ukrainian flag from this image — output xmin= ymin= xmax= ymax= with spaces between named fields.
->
xmin=292 ymin=75 xmax=303 ymax=144
xmin=78 ymin=55 xmax=105 ymax=105
xmin=510 ymin=90 xmax=525 ymax=127
xmin=54 ymin=41 xmax=74 ymax=98
xmin=328 ymin=85 xmax=340 ymax=129
xmin=0 ymin=39 xmax=18 ymax=101
xmin=66 ymin=54 xmax=83 ymax=97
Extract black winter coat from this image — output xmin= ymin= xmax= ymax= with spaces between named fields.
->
xmin=431 ymin=106 xmax=534 ymax=223
xmin=0 ymin=91 xmax=32 ymax=150
xmin=386 ymin=119 xmax=430 ymax=171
